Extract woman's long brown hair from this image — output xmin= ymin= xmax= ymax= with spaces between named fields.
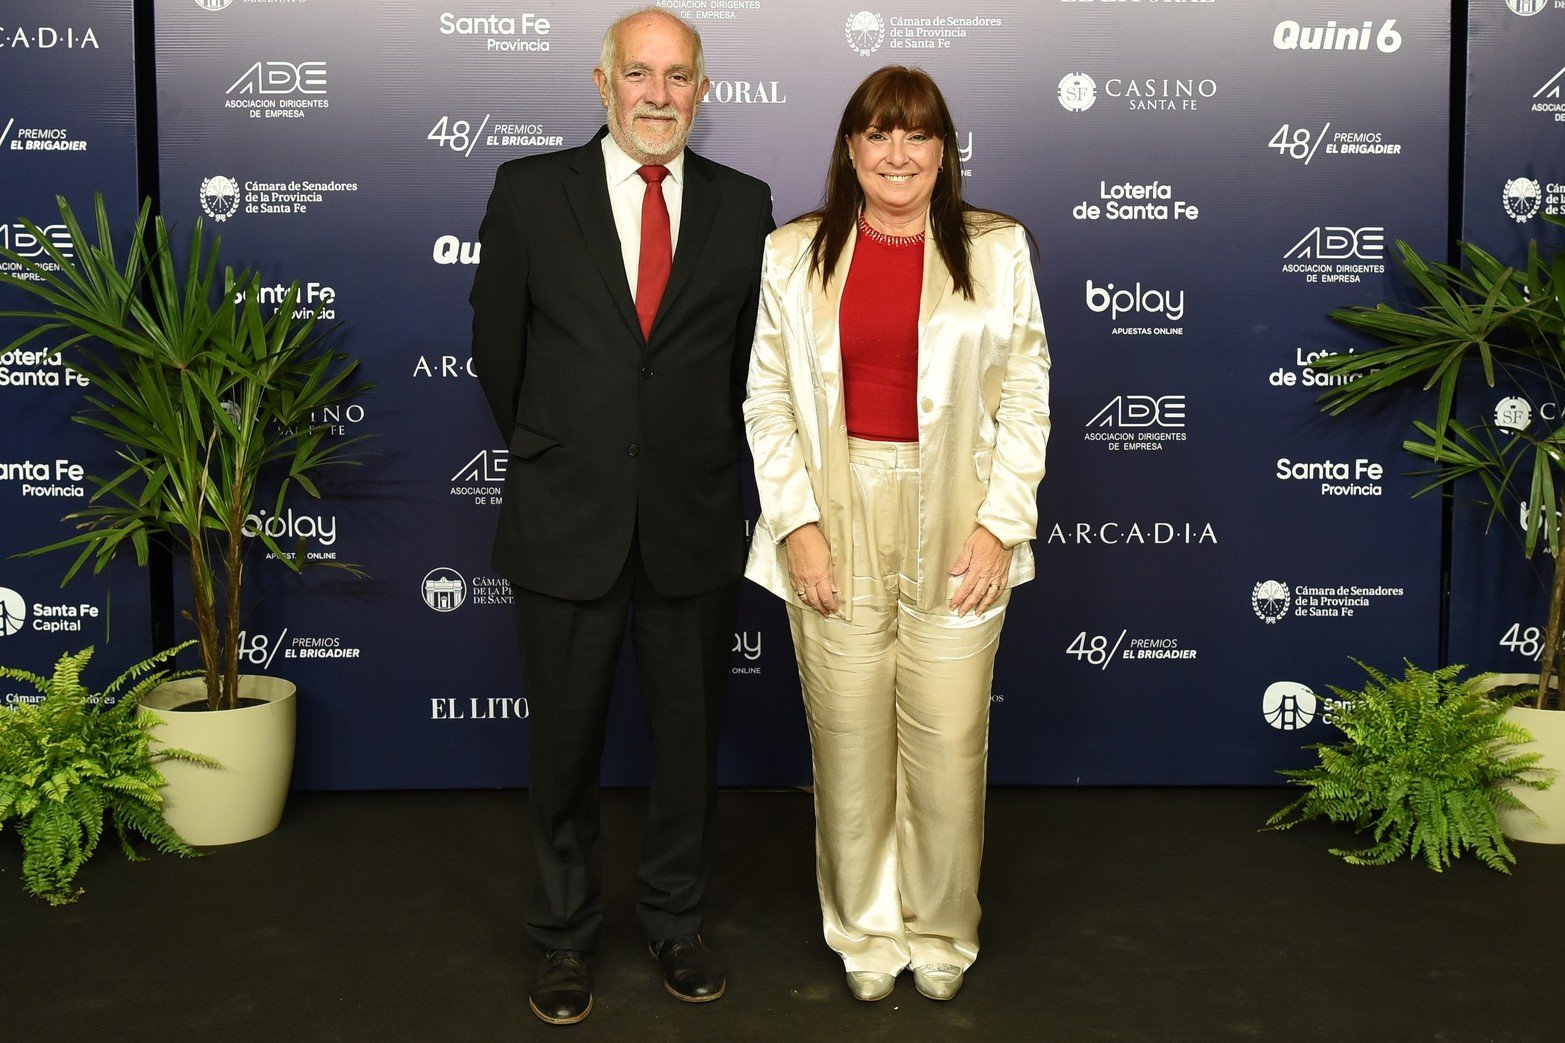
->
xmin=804 ymin=66 xmax=1024 ymax=300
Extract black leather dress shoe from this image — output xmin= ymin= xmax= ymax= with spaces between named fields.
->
xmin=529 ymin=949 xmax=592 ymax=1025
xmin=649 ymin=935 xmax=726 ymax=1002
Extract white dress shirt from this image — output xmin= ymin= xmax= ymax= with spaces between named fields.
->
xmin=601 ymin=133 xmax=685 ymax=300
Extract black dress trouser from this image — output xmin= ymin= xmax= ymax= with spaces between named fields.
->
xmin=511 ymin=538 xmax=738 ymax=953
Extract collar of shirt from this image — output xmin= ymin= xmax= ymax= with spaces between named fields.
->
xmin=601 ymin=132 xmax=686 ymax=191
xmin=601 ymin=133 xmax=686 ymax=300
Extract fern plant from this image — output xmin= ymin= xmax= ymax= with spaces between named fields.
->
xmin=1267 ymin=661 xmax=1552 ymax=873
xmin=0 ymin=644 xmax=212 ymax=905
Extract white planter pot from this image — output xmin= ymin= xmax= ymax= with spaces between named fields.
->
xmin=1476 ymin=673 xmax=1565 ymax=845
xmin=139 ymin=675 xmax=297 ymax=846
xmin=1498 ymin=700 xmax=1565 ymax=845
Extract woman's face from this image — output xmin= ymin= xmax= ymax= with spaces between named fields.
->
xmin=847 ymin=125 xmax=942 ymax=219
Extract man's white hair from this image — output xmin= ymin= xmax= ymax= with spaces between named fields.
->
xmin=598 ymin=6 xmax=706 ymax=84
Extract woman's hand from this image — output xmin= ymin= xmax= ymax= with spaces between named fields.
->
xmin=785 ymin=523 xmax=840 ymax=617
xmin=949 ymin=525 xmax=1012 ymax=617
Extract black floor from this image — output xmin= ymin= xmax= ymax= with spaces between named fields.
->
xmin=6 ymin=788 xmax=1561 ymax=1041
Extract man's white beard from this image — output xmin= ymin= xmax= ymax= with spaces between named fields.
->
xmin=614 ymin=102 xmax=688 ymax=159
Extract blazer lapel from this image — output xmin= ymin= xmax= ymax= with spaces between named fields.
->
xmin=916 ymin=209 xmax=952 ymax=397
xmin=653 ymin=152 xmax=717 ymax=335
xmin=918 ymin=208 xmax=950 ymax=329
xmin=811 ymin=227 xmax=854 ymax=426
xmin=564 ymin=136 xmax=642 ymax=342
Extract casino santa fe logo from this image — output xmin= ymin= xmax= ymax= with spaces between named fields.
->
xmin=1057 ymin=73 xmax=1096 ymax=113
xmin=200 ymin=175 xmax=242 ymax=222
xmin=1495 ymin=396 xmax=1533 ymax=431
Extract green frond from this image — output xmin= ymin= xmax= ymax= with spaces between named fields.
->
xmin=0 ymin=644 xmax=213 ymax=904
xmin=1320 ymin=229 xmax=1565 ymax=687
xmin=0 ymin=193 xmax=371 ymax=707
xmin=1266 ymin=660 xmax=1554 ymax=872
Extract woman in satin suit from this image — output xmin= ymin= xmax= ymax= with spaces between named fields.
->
xmin=743 ymin=66 xmax=1051 ymax=1004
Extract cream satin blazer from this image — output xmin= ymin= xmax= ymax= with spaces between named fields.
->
xmin=743 ymin=214 xmax=1051 ymax=619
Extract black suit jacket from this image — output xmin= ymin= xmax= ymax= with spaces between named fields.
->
xmin=471 ymin=128 xmax=774 ymax=600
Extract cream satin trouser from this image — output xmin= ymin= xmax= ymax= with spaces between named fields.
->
xmin=786 ymin=437 xmax=1007 ymax=974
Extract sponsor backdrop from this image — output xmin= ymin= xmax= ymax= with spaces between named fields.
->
xmin=0 ymin=3 xmax=152 ymax=701
xmin=4 ymin=0 xmax=1453 ymax=788
xmin=1449 ymin=0 xmax=1565 ymax=679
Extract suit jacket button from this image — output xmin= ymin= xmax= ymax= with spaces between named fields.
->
xmin=642 ymin=367 xmax=654 ymax=378
xmin=920 ymin=397 xmax=934 ymax=413
xmin=627 ymin=443 xmax=640 ymax=456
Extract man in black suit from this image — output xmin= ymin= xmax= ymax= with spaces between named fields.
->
xmin=470 ymin=6 xmax=773 ymax=1027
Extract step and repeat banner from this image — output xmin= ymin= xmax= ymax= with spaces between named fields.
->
xmin=6 ymin=0 xmax=1453 ymax=787
xmin=1449 ymin=0 xmax=1565 ymax=677
xmin=0 ymin=3 xmax=151 ymax=697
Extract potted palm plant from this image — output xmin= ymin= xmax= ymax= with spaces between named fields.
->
xmin=0 ymin=195 xmax=368 ymax=845
xmin=1314 ymin=214 xmax=1565 ymax=842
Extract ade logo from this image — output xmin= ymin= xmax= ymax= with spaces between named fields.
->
xmin=1285 ymin=226 xmax=1383 ymax=261
xmin=1086 ymin=395 xmax=1185 ymax=428
xmin=228 ymin=61 xmax=327 ymax=95
xmin=1 ymin=223 xmax=73 ymax=261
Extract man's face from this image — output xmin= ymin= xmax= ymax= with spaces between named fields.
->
xmin=594 ymin=14 xmax=707 ymax=165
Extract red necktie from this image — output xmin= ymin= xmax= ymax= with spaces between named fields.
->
xmin=635 ymin=164 xmax=672 ymax=341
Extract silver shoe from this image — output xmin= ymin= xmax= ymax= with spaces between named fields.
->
xmin=912 ymin=963 xmax=964 ymax=1001
xmin=846 ymin=971 xmax=896 ymax=1002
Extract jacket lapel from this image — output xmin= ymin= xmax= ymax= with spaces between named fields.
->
xmin=811 ymin=227 xmax=853 ymax=426
xmin=564 ymin=133 xmax=642 ymax=342
xmin=653 ymin=152 xmax=717 ymax=336
xmin=916 ymin=209 xmax=952 ymax=395
xmin=918 ymin=208 xmax=950 ymax=329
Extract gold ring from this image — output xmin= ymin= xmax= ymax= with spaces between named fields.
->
xmin=795 ymin=590 xmax=807 ymax=598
